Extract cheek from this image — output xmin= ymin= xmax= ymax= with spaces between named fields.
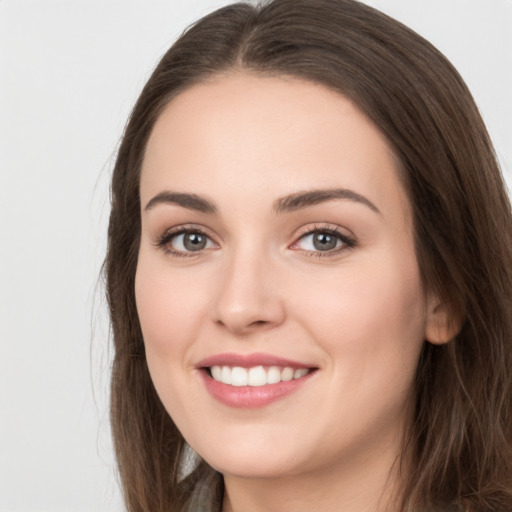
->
xmin=288 ymin=254 xmax=427 ymax=451
xmin=134 ymin=253 xmax=211 ymax=368
xmin=134 ymin=253 xmax=215 ymax=424
xmin=292 ymin=249 xmax=427 ymax=379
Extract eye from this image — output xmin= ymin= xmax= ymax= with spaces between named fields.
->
xmin=299 ymin=232 xmax=341 ymax=251
xmin=172 ymin=231 xmax=213 ymax=251
xmin=291 ymin=226 xmax=355 ymax=257
xmin=156 ymin=227 xmax=217 ymax=256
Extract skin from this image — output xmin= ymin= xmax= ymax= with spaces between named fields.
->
xmin=135 ymin=72 xmax=451 ymax=512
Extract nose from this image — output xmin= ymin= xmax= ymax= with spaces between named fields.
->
xmin=211 ymin=248 xmax=286 ymax=335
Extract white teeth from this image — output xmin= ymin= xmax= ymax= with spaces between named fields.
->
xmin=248 ymin=366 xmax=267 ymax=386
xmin=294 ymin=368 xmax=309 ymax=379
xmin=267 ymin=366 xmax=281 ymax=384
xmin=221 ymin=366 xmax=232 ymax=385
xmin=211 ymin=365 xmax=222 ymax=381
xmin=209 ymin=365 xmax=310 ymax=386
xmin=281 ymin=367 xmax=294 ymax=382
xmin=231 ymin=367 xmax=248 ymax=386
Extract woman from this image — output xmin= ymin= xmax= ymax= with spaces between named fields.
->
xmin=105 ymin=0 xmax=512 ymax=510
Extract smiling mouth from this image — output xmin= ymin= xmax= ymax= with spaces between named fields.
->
xmin=206 ymin=365 xmax=313 ymax=387
xmin=198 ymin=354 xmax=318 ymax=407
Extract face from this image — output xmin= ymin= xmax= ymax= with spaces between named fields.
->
xmin=135 ymin=73 xmax=437 ymax=481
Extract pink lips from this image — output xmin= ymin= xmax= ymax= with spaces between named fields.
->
xmin=198 ymin=352 xmax=310 ymax=369
xmin=197 ymin=352 xmax=316 ymax=408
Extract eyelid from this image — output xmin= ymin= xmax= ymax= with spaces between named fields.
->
xmin=153 ymin=222 xmax=355 ymax=258
xmin=289 ymin=223 xmax=356 ymax=257
xmin=154 ymin=223 xmax=219 ymax=256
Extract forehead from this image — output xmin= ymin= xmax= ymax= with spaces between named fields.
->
xmin=140 ymin=72 xmax=408 ymax=221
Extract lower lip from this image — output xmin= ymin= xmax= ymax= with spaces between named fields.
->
xmin=199 ymin=370 xmax=314 ymax=408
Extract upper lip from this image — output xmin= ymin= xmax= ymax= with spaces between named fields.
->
xmin=196 ymin=352 xmax=315 ymax=369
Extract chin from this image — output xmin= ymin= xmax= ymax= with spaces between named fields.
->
xmin=190 ymin=436 xmax=304 ymax=480
xmin=207 ymin=456 xmax=296 ymax=480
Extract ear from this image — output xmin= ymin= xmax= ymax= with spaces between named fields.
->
xmin=425 ymin=292 xmax=462 ymax=345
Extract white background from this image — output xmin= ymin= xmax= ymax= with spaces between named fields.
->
xmin=1 ymin=1 xmax=510 ymax=511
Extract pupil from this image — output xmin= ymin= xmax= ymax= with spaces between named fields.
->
xmin=184 ymin=233 xmax=206 ymax=251
xmin=313 ymin=232 xmax=337 ymax=251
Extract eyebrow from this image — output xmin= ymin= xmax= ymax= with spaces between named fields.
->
xmin=144 ymin=188 xmax=380 ymax=215
xmin=273 ymin=189 xmax=380 ymax=215
xmin=145 ymin=192 xmax=217 ymax=213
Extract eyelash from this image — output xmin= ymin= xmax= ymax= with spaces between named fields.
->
xmin=155 ymin=224 xmax=356 ymax=259
xmin=155 ymin=225 xmax=215 ymax=258
xmin=292 ymin=224 xmax=356 ymax=258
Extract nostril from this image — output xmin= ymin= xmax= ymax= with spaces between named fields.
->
xmin=212 ymin=291 xmax=286 ymax=334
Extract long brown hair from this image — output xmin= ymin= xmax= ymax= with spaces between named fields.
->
xmin=105 ymin=1 xmax=512 ymax=510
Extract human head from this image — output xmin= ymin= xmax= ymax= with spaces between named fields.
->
xmin=105 ymin=1 xmax=512 ymax=510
